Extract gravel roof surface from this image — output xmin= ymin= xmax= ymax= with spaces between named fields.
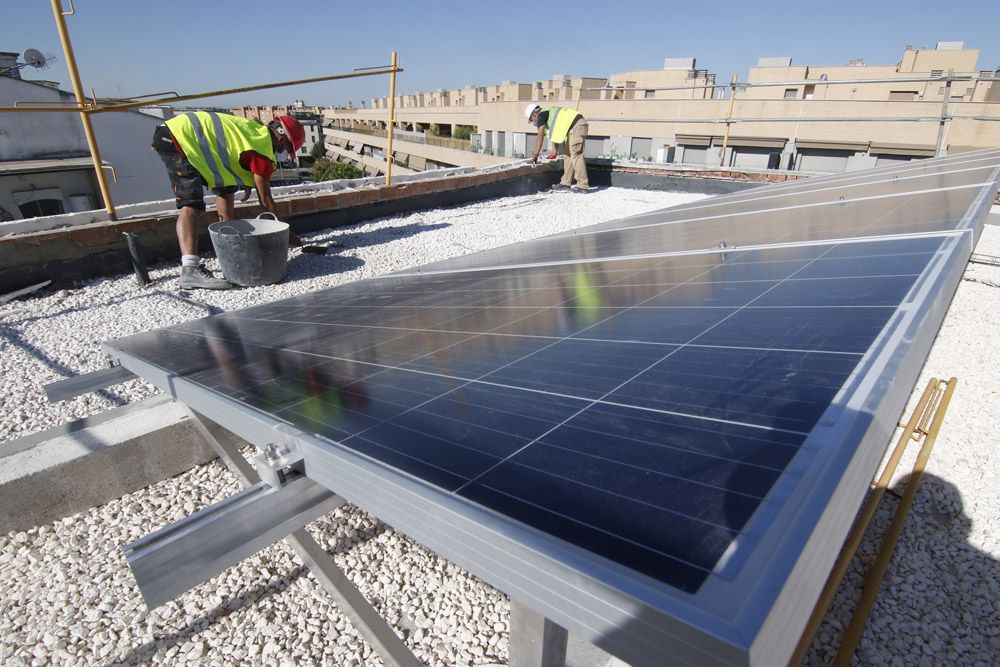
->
xmin=0 ymin=190 xmax=997 ymax=666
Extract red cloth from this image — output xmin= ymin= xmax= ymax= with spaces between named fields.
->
xmin=239 ymin=151 xmax=274 ymax=180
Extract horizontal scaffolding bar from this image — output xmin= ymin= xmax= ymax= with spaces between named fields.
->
xmin=90 ymin=66 xmax=404 ymax=114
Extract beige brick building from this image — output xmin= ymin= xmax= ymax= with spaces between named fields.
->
xmin=324 ymin=42 xmax=1000 ymax=176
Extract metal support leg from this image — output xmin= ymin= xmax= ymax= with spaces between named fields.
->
xmin=509 ymin=598 xmax=568 ymax=667
xmin=182 ymin=406 xmax=422 ymax=667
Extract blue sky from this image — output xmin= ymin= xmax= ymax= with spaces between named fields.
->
xmin=3 ymin=1 xmax=998 ymax=108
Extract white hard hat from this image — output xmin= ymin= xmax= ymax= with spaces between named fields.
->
xmin=524 ymin=103 xmax=540 ymax=119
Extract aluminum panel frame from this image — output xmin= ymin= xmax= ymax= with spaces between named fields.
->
xmin=102 ymin=154 xmax=1000 ymax=666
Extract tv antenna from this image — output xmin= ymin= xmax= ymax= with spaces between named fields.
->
xmin=1 ymin=48 xmax=54 ymax=76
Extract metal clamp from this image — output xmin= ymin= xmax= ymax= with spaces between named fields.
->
xmin=254 ymin=426 xmax=305 ymax=488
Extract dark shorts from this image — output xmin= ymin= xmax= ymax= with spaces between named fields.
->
xmin=151 ymin=125 xmax=237 ymax=210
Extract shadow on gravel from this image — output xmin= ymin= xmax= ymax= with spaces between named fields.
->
xmin=840 ymin=472 xmax=1000 ymax=666
xmin=0 ymin=327 xmax=128 ymax=410
xmin=111 ymin=522 xmax=391 ymax=666
xmin=319 ymin=221 xmax=451 ymax=251
xmin=283 ymin=254 xmax=366 ymax=283
xmin=109 ymin=563 xmax=310 ymax=666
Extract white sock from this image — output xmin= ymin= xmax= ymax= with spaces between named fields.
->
xmin=181 ymin=255 xmax=200 ymax=268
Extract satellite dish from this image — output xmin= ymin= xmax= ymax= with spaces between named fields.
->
xmin=23 ymin=49 xmax=47 ymax=69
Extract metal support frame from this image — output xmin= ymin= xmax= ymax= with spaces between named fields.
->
xmin=126 ymin=402 xmax=571 ymax=667
xmin=43 ymin=364 xmax=137 ymax=403
xmin=788 ymin=377 xmax=957 ymax=666
xmin=509 ymin=599 xmax=569 ymax=667
xmin=176 ymin=406 xmax=423 ymax=667
xmin=124 ymin=474 xmax=340 ymax=608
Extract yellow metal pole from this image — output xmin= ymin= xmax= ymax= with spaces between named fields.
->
xmin=833 ymin=377 xmax=958 ymax=666
xmin=50 ymin=0 xmax=117 ymax=219
xmin=385 ymin=52 xmax=398 ymax=185
xmin=719 ymin=75 xmax=738 ymax=168
xmin=786 ymin=378 xmax=940 ymax=666
xmin=90 ymin=67 xmax=402 ymax=114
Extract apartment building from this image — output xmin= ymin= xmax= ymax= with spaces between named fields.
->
xmin=324 ymin=42 xmax=999 ymax=176
xmin=230 ymin=104 xmax=325 ymax=166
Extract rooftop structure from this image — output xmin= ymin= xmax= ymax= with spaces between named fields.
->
xmin=326 ymin=42 xmax=1000 ymax=177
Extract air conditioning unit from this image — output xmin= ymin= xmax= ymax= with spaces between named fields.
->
xmin=68 ymin=194 xmax=95 ymax=212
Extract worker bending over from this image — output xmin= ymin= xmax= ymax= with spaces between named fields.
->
xmin=525 ymin=104 xmax=589 ymax=192
xmin=151 ymin=112 xmax=305 ymax=289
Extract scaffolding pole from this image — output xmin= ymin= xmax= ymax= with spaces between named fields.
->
xmin=50 ymin=0 xmax=117 ymax=220
xmin=385 ymin=52 xmax=398 ymax=185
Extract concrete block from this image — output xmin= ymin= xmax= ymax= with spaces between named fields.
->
xmin=0 ymin=396 xmax=235 ymax=534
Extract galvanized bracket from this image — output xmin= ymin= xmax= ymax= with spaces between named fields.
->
xmin=43 ymin=363 xmax=137 ymax=402
xmin=138 ymin=406 xmax=425 ymax=667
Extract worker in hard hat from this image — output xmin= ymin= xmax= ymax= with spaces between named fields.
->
xmin=151 ymin=112 xmax=306 ymax=289
xmin=525 ymin=104 xmax=590 ymax=192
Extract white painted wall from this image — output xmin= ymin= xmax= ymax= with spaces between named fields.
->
xmin=1 ymin=77 xmax=173 ymax=216
xmin=0 ymin=79 xmax=86 ymax=160
xmin=0 ymin=170 xmax=93 ymax=221
xmin=89 ymin=110 xmax=174 ymax=204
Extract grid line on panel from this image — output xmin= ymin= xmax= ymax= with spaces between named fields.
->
xmin=455 ymin=217 xmax=912 ymax=497
xmin=603 ymin=150 xmax=1000 ymax=226
xmin=264 ymin=259 xmax=673 ymax=451
xmin=505 ymin=458 xmax=749 ymax=531
xmin=543 ymin=182 xmax=992 ymax=244
xmin=395 ymin=229 xmax=961 ymax=279
xmin=530 ymin=440 xmax=772 ymax=499
xmin=604 ymin=159 xmax=1000 ymax=225
xmin=478 ymin=482 xmax=720 ymax=574
xmin=170 ymin=322 xmax=833 ymax=438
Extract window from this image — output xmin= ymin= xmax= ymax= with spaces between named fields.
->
xmin=14 ymin=187 xmax=65 ymax=219
xmin=803 ymin=84 xmax=816 ymax=100
xmin=644 ymin=90 xmax=655 ymax=99
xmin=930 ymin=69 xmax=944 ymax=78
xmin=18 ymin=198 xmax=64 ymax=218
xmin=889 ymin=90 xmax=918 ymax=101
xmin=783 ymin=88 xmax=798 ymax=99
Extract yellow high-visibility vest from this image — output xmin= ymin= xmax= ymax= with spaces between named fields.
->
xmin=165 ymin=112 xmax=275 ymax=188
xmin=545 ymin=106 xmax=582 ymax=145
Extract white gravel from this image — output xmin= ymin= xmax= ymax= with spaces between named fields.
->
xmin=0 ymin=190 xmax=997 ymax=666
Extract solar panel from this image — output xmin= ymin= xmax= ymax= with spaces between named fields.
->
xmin=105 ymin=149 xmax=1000 ymax=665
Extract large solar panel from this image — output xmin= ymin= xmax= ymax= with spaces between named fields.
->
xmin=105 ymin=150 xmax=1000 ymax=665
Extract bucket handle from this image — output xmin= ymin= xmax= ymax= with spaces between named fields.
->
xmin=217 ymin=225 xmax=243 ymax=235
xmin=256 ymin=212 xmax=279 ymax=221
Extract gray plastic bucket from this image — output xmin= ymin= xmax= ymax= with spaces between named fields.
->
xmin=208 ymin=212 xmax=289 ymax=287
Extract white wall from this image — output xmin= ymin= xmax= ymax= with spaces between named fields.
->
xmin=0 ymin=170 xmax=94 ymax=221
xmin=0 ymin=78 xmax=87 ymax=160
xmin=89 ymin=110 xmax=174 ymax=204
xmin=1 ymin=77 xmax=173 ymax=211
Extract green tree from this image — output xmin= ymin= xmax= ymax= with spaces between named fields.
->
xmin=454 ymin=125 xmax=474 ymax=140
xmin=312 ymin=158 xmax=364 ymax=181
xmin=309 ymin=141 xmax=327 ymax=160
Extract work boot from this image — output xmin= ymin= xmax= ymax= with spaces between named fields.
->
xmin=179 ymin=264 xmax=234 ymax=290
xmin=550 ymin=183 xmax=570 ymax=191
